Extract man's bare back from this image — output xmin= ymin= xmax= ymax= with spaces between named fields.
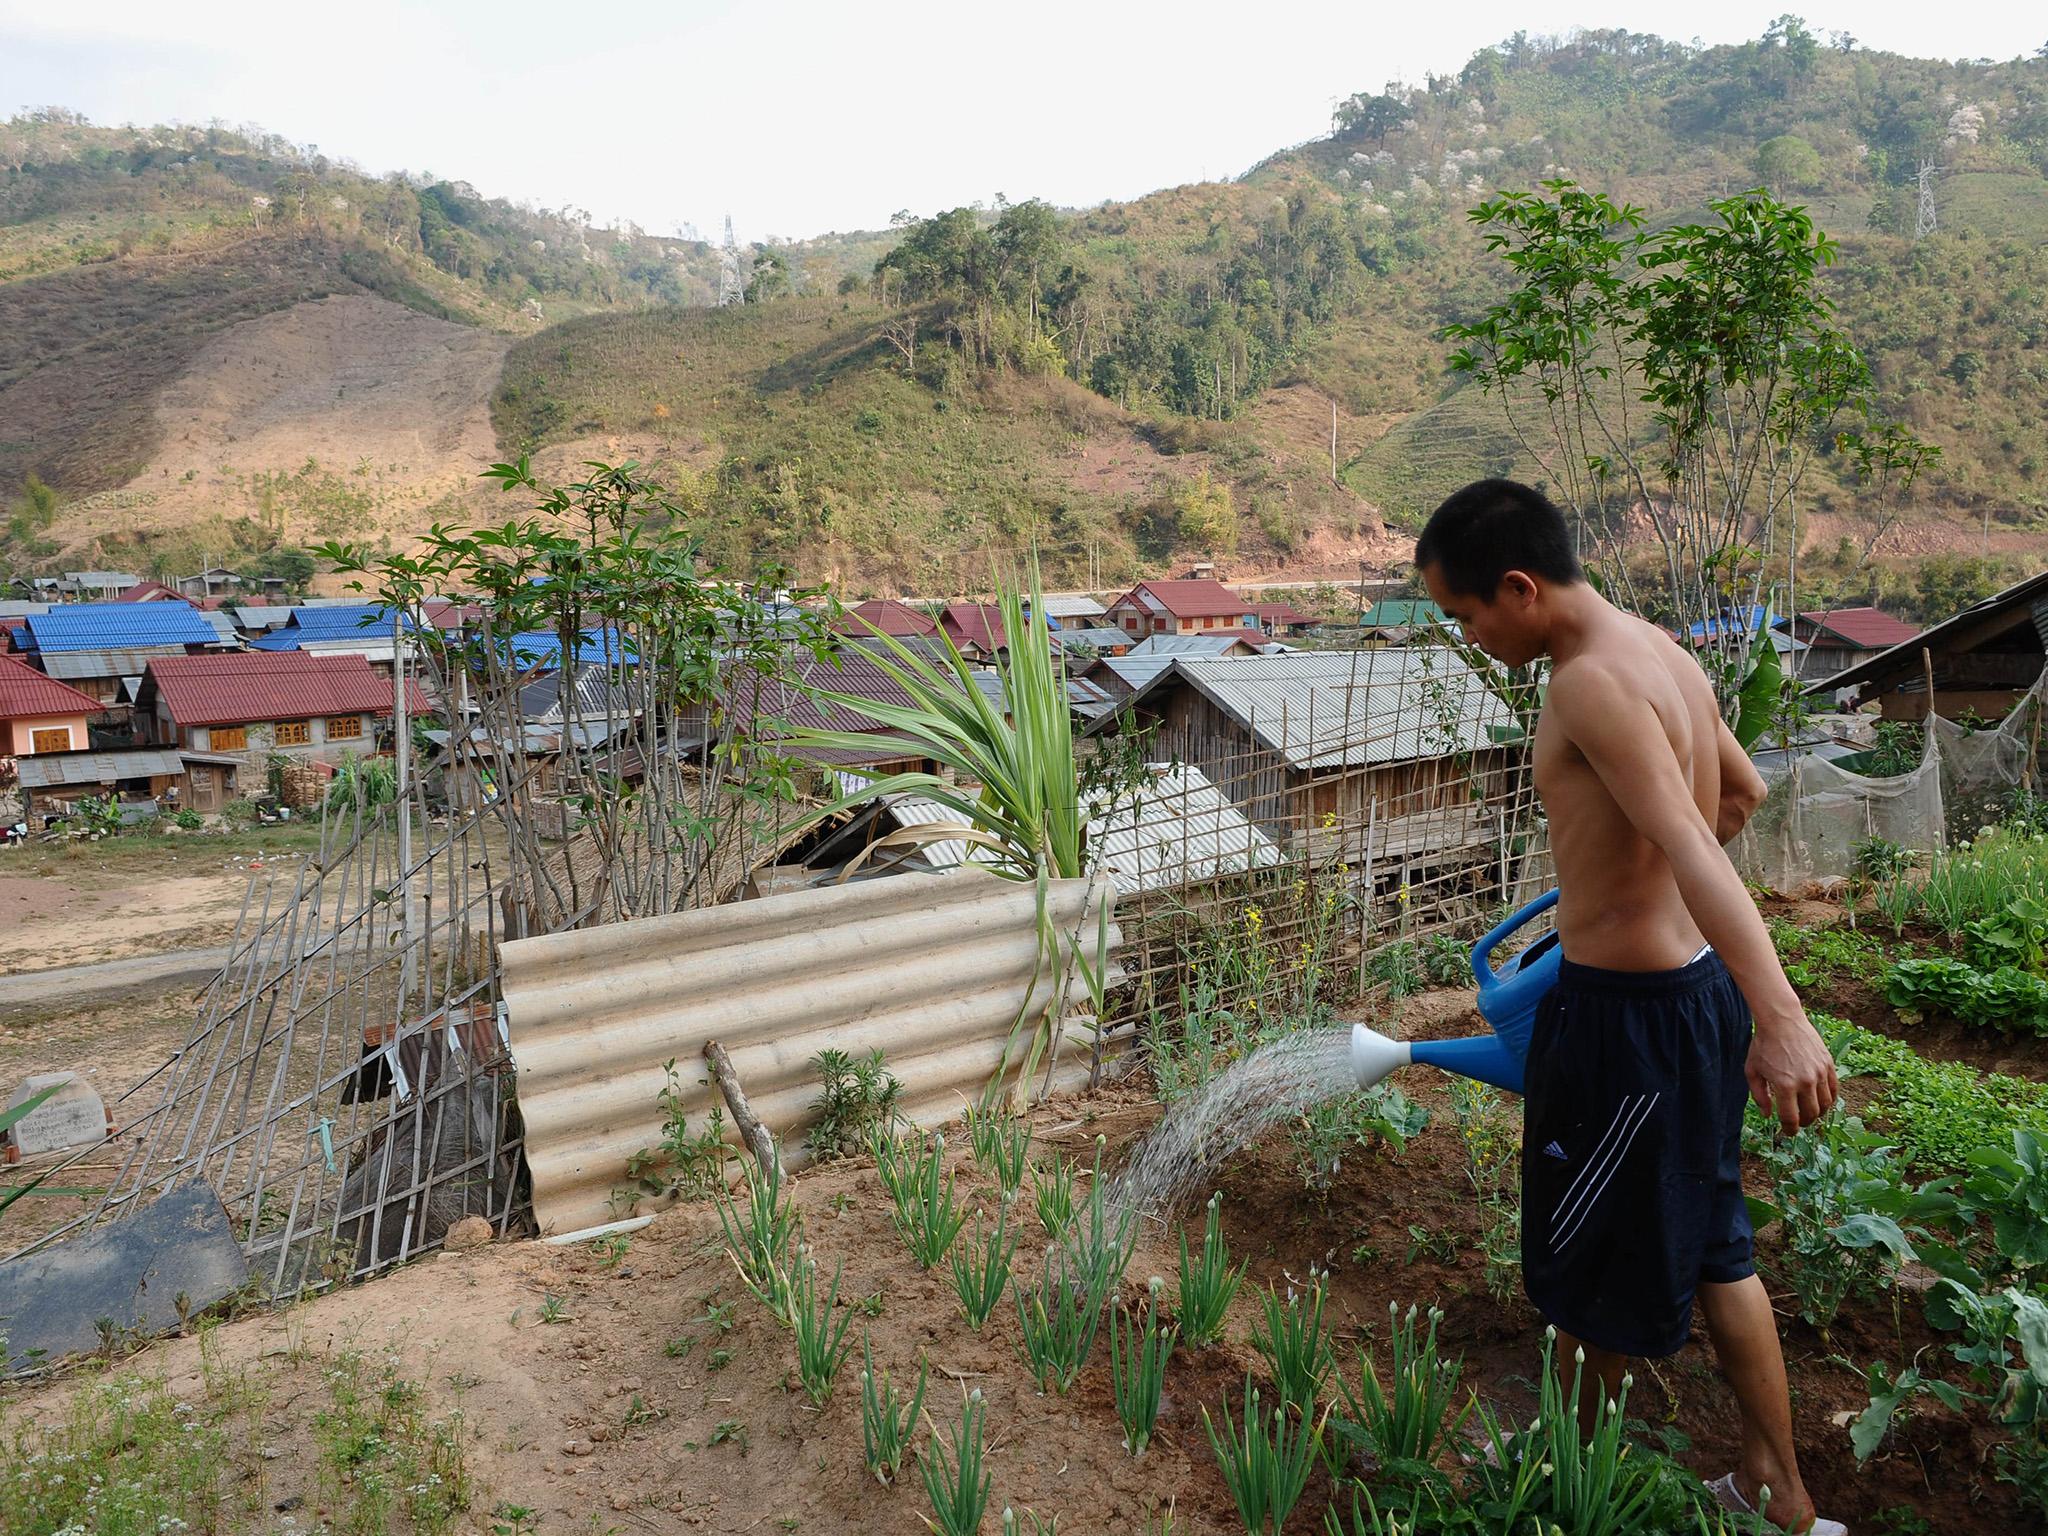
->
xmin=1539 ymin=609 xmax=1736 ymax=972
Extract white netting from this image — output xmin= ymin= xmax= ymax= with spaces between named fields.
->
xmin=1735 ymin=679 xmax=2042 ymax=892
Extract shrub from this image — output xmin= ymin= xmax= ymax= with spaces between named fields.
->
xmin=1290 ymin=1085 xmax=1427 ymax=1191
xmin=807 ymin=1048 xmax=900 ymax=1162
xmin=620 ymin=1059 xmax=731 ymax=1209
xmin=1421 ymin=933 xmax=1475 ymax=987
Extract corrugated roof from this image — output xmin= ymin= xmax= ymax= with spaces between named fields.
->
xmin=516 ymin=663 xmax=639 ymax=725
xmin=939 ymin=603 xmax=1005 ymax=653
xmin=22 ymin=603 xmax=220 ymax=653
xmin=1040 ymin=596 xmax=1107 ymax=620
xmin=1128 ymin=632 xmax=1266 ymax=656
xmin=1811 ymin=569 xmax=2048 ymax=698
xmin=882 ymin=763 xmax=1279 ymax=893
xmin=506 ymin=628 xmax=636 ymax=669
xmin=114 ymin=581 xmax=191 ymax=604
xmin=63 ymin=571 xmax=140 ymax=588
xmin=232 ymin=606 xmax=294 ymax=629
xmin=1053 ymin=626 xmax=1132 ymax=651
xmin=143 ymin=651 xmax=414 ymax=728
xmin=17 ymin=747 xmax=184 ymax=788
xmin=1090 ymin=655 xmax=1178 ymax=694
xmin=1088 ymin=763 xmax=1284 ymax=892
xmin=1790 ymin=606 xmax=1919 ymax=651
xmin=1122 ymin=649 xmax=1515 ymax=771
xmin=0 ymin=654 xmax=101 ymax=719
xmin=1119 ymin=579 xmax=1256 ymax=620
xmin=0 ymin=601 xmax=49 ymax=619
xmin=42 ymin=647 xmax=190 ymax=680
xmin=723 ymin=647 xmax=917 ymax=745
xmin=834 ymin=600 xmax=937 ymax=637
xmin=1252 ymin=602 xmax=1319 ymax=626
xmin=1359 ymin=599 xmax=1446 ymax=629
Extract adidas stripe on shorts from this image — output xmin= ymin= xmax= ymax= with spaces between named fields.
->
xmin=1520 ymin=946 xmax=1755 ymax=1359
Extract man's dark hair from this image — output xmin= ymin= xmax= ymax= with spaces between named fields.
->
xmin=1414 ymin=479 xmax=1582 ymax=598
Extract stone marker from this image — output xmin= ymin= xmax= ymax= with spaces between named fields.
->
xmin=4 ymin=1072 xmax=109 ymax=1160
xmin=0 ymin=1180 xmax=249 ymax=1372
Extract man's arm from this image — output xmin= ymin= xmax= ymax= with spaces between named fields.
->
xmin=1551 ymin=667 xmax=1837 ymax=1132
xmin=1714 ymin=716 xmax=1768 ymax=845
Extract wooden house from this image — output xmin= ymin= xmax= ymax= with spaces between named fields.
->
xmin=138 ymin=651 xmax=425 ymax=770
xmin=1815 ymin=573 xmax=2048 ymax=721
xmin=1089 ymin=649 xmax=1520 ymax=872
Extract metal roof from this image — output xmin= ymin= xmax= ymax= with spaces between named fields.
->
xmin=515 ymin=663 xmax=639 ymax=725
xmin=881 ymin=763 xmax=1279 ymax=893
xmin=1092 ymin=655 xmax=1177 ymax=693
xmin=1039 ymin=596 xmax=1107 ymax=620
xmin=833 ymin=600 xmax=937 ymax=637
xmin=505 ymin=628 xmax=637 ymax=669
xmin=1052 ymin=626 xmax=1131 ymax=650
xmin=1116 ymin=579 xmax=1256 ymax=620
xmin=62 ymin=571 xmax=141 ymax=588
xmin=1128 ymin=632 xmax=1264 ymax=657
xmin=17 ymin=748 xmax=184 ymax=788
xmin=1087 ymin=763 xmax=1284 ymax=892
xmin=142 ymin=651 xmax=413 ymax=728
xmin=22 ymin=603 xmax=220 ymax=653
xmin=0 ymin=654 xmax=102 ymax=718
xmin=1359 ymin=599 xmax=1446 ymax=629
xmin=0 ymin=601 xmax=50 ymax=618
xmin=1810 ymin=569 xmax=2048 ymax=698
xmin=41 ymin=647 xmax=189 ymax=681
xmin=1119 ymin=649 xmax=1516 ymax=771
xmin=1784 ymin=606 xmax=1919 ymax=651
xmin=232 ymin=606 xmax=295 ymax=629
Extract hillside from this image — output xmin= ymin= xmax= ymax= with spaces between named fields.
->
xmin=4 ymin=30 xmax=2046 ymax=597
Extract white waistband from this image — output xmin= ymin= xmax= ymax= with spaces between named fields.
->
xmin=1688 ymin=942 xmax=1713 ymax=965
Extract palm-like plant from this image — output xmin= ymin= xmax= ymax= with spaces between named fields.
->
xmin=784 ymin=572 xmax=1111 ymax=1101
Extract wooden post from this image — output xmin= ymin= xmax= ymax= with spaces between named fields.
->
xmin=704 ymin=1040 xmax=778 ymax=1174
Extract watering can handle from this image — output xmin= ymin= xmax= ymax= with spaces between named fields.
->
xmin=1472 ymin=887 xmax=1562 ymax=989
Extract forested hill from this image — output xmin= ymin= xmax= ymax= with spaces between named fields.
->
xmin=5 ymin=27 xmax=2047 ymax=605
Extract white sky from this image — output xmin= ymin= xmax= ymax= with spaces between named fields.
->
xmin=1 ymin=1 xmax=2040 ymax=243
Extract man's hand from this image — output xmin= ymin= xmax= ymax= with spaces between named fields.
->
xmin=1746 ymin=1011 xmax=1839 ymax=1134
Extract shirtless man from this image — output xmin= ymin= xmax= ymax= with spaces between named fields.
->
xmin=1416 ymin=480 xmax=1843 ymax=1535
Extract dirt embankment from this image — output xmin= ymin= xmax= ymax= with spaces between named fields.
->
xmin=56 ymin=292 xmax=511 ymax=556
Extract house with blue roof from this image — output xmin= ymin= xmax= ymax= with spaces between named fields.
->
xmin=505 ymin=628 xmax=638 ymax=670
xmin=251 ymin=604 xmax=410 ymax=672
xmin=21 ymin=602 xmax=223 ymax=655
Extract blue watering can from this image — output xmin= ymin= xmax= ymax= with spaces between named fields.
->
xmin=1350 ymin=888 xmax=1561 ymax=1095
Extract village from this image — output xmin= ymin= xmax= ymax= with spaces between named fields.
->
xmin=5 ymin=524 xmax=2046 ymax=1532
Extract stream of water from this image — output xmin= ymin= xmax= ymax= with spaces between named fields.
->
xmin=1105 ymin=1027 xmax=1359 ymax=1226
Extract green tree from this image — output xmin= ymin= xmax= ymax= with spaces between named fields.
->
xmin=745 ymin=247 xmax=790 ymax=303
xmin=1333 ymin=91 xmax=1410 ymax=146
xmin=1756 ymin=134 xmax=1823 ymax=189
xmin=1445 ymin=181 xmax=1936 ymax=697
xmin=1172 ymin=471 xmax=1237 ymax=554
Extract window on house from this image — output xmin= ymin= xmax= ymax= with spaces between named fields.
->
xmin=326 ymin=715 xmax=363 ymax=741
xmin=274 ymin=721 xmax=311 ymax=747
xmin=29 ymin=727 xmax=71 ymax=754
xmin=211 ymin=726 xmax=248 ymax=751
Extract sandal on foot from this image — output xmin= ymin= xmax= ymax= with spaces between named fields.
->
xmin=1706 ymin=1471 xmax=1847 ymax=1536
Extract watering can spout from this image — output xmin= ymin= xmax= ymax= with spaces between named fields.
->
xmin=1348 ymin=889 xmax=1565 ymax=1097
xmin=1349 ymin=1023 xmax=1412 ymax=1090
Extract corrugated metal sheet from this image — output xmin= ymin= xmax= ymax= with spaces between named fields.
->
xmin=1128 ymin=633 xmax=1261 ymax=657
xmin=1040 ymin=597 xmax=1107 ymax=620
xmin=17 ymin=748 xmax=184 ymax=787
xmin=1088 ymin=764 xmax=1283 ymax=891
xmin=501 ymin=870 xmax=1122 ymax=1235
xmin=1095 ymin=655 xmax=1177 ymax=693
xmin=41 ymin=647 xmax=189 ymax=681
xmin=882 ymin=764 xmax=1280 ymax=894
xmin=0 ymin=654 xmax=100 ymax=718
xmin=1143 ymin=650 xmax=1514 ymax=771
xmin=22 ymin=603 xmax=219 ymax=653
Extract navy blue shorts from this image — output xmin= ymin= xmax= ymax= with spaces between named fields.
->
xmin=1521 ymin=949 xmax=1756 ymax=1359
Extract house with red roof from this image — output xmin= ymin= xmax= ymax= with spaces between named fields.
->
xmin=1105 ymin=579 xmax=1260 ymax=641
xmin=115 ymin=580 xmax=197 ymax=605
xmin=718 ymin=647 xmax=934 ymax=776
xmin=938 ymin=603 xmax=1007 ymax=663
xmin=834 ymin=600 xmax=938 ymax=639
xmin=0 ymin=653 xmax=101 ymax=757
xmin=137 ymin=651 xmax=428 ymax=769
xmin=1250 ymin=601 xmax=1320 ymax=637
xmin=1776 ymin=606 xmax=1920 ymax=683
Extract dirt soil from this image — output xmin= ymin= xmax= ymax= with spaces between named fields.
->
xmin=3 ymin=977 xmax=2019 ymax=1535
xmin=0 ymin=832 xmax=313 ymax=974
xmin=57 ymin=291 xmax=510 ymax=556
